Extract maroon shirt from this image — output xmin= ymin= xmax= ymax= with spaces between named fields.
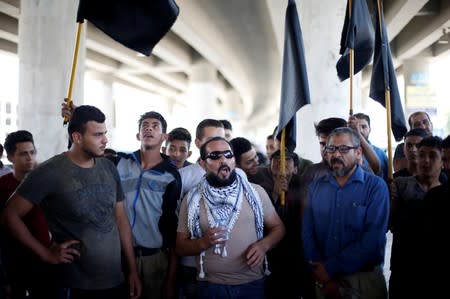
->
xmin=0 ymin=172 xmax=51 ymax=246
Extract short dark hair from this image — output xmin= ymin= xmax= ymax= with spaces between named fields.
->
xmin=442 ymin=135 xmax=450 ymax=149
xmin=4 ymin=130 xmax=35 ymax=156
xmin=219 ymin=119 xmax=232 ymax=131
xmin=328 ymin=127 xmax=361 ymax=147
xmin=271 ymin=149 xmax=299 ymax=167
xmin=417 ymin=136 xmax=443 ymax=151
xmin=314 ymin=117 xmax=347 ymax=137
xmin=229 ymin=137 xmax=252 ymax=165
xmin=196 ymin=119 xmax=223 ymax=140
xmin=354 ymin=113 xmax=370 ymax=127
xmin=68 ymin=105 xmax=106 ymax=142
xmin=404 ymin=128 xmax=428 ymax=139
xmin=138 ymin=111 xmax=167 ymax=133
xmin=394 ymin=143 xmax=405 ymax=160
xmin=199 ymin=136 xmax=231 ymax=160
xmin=166 ymin=127 xmax=192 ymax=147
xmin=408 ymin=111 xmax=431 ymax=128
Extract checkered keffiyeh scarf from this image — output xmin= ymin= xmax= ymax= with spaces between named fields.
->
xmin=186 ymin=168 xmax=264 ymax=241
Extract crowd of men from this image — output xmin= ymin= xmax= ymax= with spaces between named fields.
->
xmin=0 ymin=105 xmax=448 ymax=299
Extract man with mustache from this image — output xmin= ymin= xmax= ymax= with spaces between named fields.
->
xmin=62 ymin=104 xmax=181 ymax=299
xmin=176 ymin=136 xmax=285 ymax=299
xmin=2 ymin=106 xmax=141 ymax=299
xmin=302 ymin=127 xmax=389 ymax=299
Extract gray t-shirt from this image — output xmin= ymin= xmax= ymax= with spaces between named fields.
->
xmin=16 ymin=153 xmax=125 ymax=290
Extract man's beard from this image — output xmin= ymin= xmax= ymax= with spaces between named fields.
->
xmin=330 ymin=158 xmax=354 ymax=177
xmin=82 ymin=147 xmax=103 ymax=158
xmin=206 ymin=166 xmax=237 ymax=187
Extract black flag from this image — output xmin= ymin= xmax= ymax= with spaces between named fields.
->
xmin=336 ymin=0 xmax=374 ymax=81
xmin=276 ymin=0 xmax=311 ymax=151
xmin=369 ymin=0 xmax=407 ymax=141
xmin=77 ymin=0 xmax=179 ymax=56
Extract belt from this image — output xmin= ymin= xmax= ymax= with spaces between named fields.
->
xmin=134 ymin=246 xmax=161 ymax=257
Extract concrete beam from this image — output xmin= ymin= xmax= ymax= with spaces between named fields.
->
xmin=172 ymin=1 xmax=254 ymax=117
xmin=86 ymin=49 xmax=179 ymax=99
xmin=0 ymin=0 xmax=19 ymax=18
xmin=86 ymin=23 xmax=187 ymax=91
xmin=153 ymin=31 xmax=192 ymax=73
xmin=0 ymin=37 xmax=16 ymax=53
xmin=395 ymin=0 xmax=450 ymax=61
xmin=385 ymin=0 xmax=428 ymax=41
xmin=86 ymin=49 xmax=121 ymax=73
xmin=432 ymin=39 xmax=450 ymax=56
xmin=0 ymin=12 xmax=17 ymax=43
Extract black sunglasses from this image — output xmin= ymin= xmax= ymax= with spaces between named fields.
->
xmin=205 ymin=150 xmax=234 ymax=160
xmin=324 ymin=145 xmax=358 ymax=154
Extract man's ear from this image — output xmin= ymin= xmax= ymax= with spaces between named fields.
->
xmin=161 ymin=133 xmax=168 ymax=143
xmin=187 ymin=150 xmax=192 ymax=158
xmin=72 ymin=132 xmax=82 ymax=144
xmin=292 ymin=166 xmax=298 ymax=175
xmin=194 ymin=138 xmax=201 ymax=150
xmin=136 ymin=132 xmax=140 ymax=141
xmin=7 ymin=154 xmax=14 ymax=164
xmin=199 ymin=159 xmax=207 ymax=170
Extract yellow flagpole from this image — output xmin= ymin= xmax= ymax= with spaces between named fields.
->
xmin=349 ymin=0 xmax=354 ymax=116
xmin=376 ymin=0 xmax=394 ymax=182
xmin=63 ymin=22 xmax=84 ymax=126
xmin=279 ymin=129 xmax=286 ymax=206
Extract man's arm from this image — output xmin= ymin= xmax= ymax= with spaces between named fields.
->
xmin=115 ymin=201 xmax=142 ymax=299
xmin=1 ymin=193 xmax=79 ymax=264
xmin=348 ymin=116 xmax=381 ymax=175
xmin=176 ymin=228 xmax=226 ymax=257
xmin=175 ymin=195 xmax=226 ymax=256
xmin=245 ymin=207 xmax=285 ymax=268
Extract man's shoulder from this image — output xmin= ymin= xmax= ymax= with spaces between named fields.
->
xmin=179 ymin=162 xmax=203 ymax=177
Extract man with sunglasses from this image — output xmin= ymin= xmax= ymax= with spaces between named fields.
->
xmin=176 ymin=136 xmax=285 ymax=299
xmin=302 ymin=127 xmax=389 ymax=299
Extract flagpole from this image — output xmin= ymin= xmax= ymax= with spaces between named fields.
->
xmin=349 ymin=0 xmax=354 ymax=116
xmin=376 ymin=0 xmax=393 ymax=182
xmin=279 ymin=128 xmax=286 ymax=206
xmin=63 ymin=21 xmax=84 ymax=126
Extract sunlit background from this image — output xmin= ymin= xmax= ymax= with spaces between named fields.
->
xmin=1 ymin=50 xmax=450 ymax=165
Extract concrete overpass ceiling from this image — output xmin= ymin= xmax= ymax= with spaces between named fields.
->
xmin=173 ymin=0 xmax=281 ymax=120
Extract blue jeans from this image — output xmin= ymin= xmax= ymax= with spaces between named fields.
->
xmin=197 ymin=278 xmax=265 ymax=299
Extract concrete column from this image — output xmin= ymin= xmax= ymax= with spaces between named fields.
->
xmin=295 ymin=0 xmax=363 ymax=162
xmin=403 ymin=58 xmax=437 ymax=117
xmin=18 ymin=0 xmax=85 ymax=161
xmin=187 ymin=59 xmax=218 ymax=134
xmin=221 ymin=89 xmax=242 ymax=135
xmin=84 ymin=72 xmax=116 ymax=141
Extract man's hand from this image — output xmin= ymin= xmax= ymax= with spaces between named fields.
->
xmin=61 ymin=98 xmax=76 ymax=121
xmin=128 ymin=270 xmax=142 ymax=299
xmin=309 ymin=260 xmax=331 ymax=284
xmin=245 ymin=241 xmax=267 ymax=268
xmin=44 ymin=239 xmax=81 ymax=264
